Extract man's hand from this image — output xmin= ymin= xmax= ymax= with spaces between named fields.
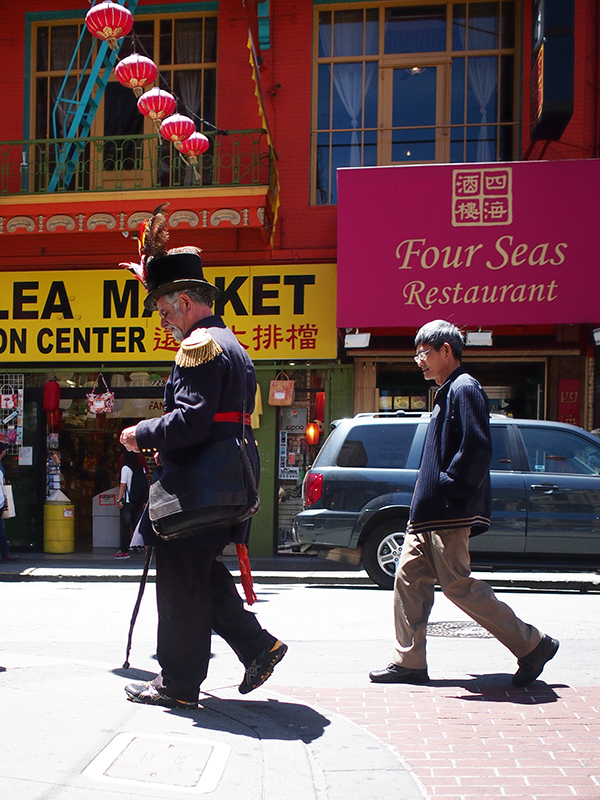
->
xmin=120 ymin=425 xmax=140 ymax=452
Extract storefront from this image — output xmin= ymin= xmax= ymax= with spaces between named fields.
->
xmin=337 ymin=160 xmax=600 ymax=428
xmin=0 ymin=262 xmax=344 ymax=555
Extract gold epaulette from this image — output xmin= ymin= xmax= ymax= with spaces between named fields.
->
xmin=175 ymin=328 xmax=223 ymax=367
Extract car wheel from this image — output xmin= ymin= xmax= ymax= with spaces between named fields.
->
xmin=362 ymin=520 xmax=407 ymax=589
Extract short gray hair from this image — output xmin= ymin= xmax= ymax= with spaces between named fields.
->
xmin=162 ymin=287 xmax=214 ymax=311
xmin=415 ymin=320 xmax=464 ymax=360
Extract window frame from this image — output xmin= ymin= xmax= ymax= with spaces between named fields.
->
xmin=311 ymin=0 xmax=521 ymax=205
xmin=29 ymin=9 xmax=218 ymax=142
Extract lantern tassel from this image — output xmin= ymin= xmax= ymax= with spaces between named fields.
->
xmin=236 ymin=544 xmax=257 ymax=605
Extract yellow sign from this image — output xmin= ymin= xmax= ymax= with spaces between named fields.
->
xmin=0 ymin=264 xmax=337 ymax=363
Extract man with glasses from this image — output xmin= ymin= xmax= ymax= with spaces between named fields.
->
xmin=119 ymin=234 xmax=286 ymax=708
xmin=370 ymin=319 xmax=558 ymax=687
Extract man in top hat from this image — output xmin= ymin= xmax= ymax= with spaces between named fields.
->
xmin=119 ymin=225 xmax=287 ymax=709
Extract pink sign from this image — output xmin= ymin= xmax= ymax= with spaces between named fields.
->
xmin=337 ymin=160 xmax=600 ymax=328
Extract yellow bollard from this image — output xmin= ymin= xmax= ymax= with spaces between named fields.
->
xmin=43 ymin=503 xmax=75 ymax=553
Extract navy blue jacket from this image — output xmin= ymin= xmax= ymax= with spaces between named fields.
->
xmin=408 ymin=367 xmax=492 ymax=536
xmin=135 ymin=314 xmax=259 ymax=547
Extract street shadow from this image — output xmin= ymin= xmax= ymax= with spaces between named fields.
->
xmin=112 ymin=666 xmax=157 ymax=681
xmin=191 ymin=695 xmax=331 ymax=743
xmin=429 ymin=674 xmax=562 ymax=703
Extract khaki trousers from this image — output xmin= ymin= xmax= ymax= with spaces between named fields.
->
xmin=393 ymin=528 xmax=542 ymax=669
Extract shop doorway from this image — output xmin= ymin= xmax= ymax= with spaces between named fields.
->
xmin=56 ymin=379 xmax=166 ymax=550
xmin=376 ymin=358 xmax=547 ymax=419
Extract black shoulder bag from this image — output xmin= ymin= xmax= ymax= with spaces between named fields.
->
xmin=148 ymin=400 xmax=260 ymax=541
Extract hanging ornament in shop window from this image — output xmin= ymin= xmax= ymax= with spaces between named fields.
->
xmin=115 ymin=54 xmax=158 ymax=97
xmin=85 ymin=1 xmax=134 ymax=51
xmin=43 ymin=380 xmax=60 ymax=414
xmin=43 ymin=379 xmax=61 ymax=431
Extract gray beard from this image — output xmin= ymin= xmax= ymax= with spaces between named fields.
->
xmin=168 ymin=325 xmax=185 ymax=343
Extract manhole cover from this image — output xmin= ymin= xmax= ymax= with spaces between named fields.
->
xmin=427 ymin=620 xmax=493 ymax=638
xmin=83 ymin=732 xmax=230 ymax=793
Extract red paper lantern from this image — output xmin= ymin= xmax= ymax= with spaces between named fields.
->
xmin=306 ymin=422 xmax=320 ymax=446
xmin=160 ymin=114 xmax=196 ymax=146
xmin=85 ymin=1 xmax=134 ymax=51
xmin=115 ymin=54 xmax=158 ymax=97
xmin=43 ymin=380 xmax=60 ymax=412
xmin=177 ymin=132 xmax=210 ymax=163
xmin=315 ymin=391 xmax=325 ymax=422
xmin=137 ymin=88 xmax=177 ymax=125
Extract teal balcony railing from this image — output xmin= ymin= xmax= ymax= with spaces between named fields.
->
xmin=0 ymin=129 xmax=273 ymax=196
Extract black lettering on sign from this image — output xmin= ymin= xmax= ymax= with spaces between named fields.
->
xmin=38 ymin=328 xmax=53 ymax=354
xmin=253 ymin=276 xmax=280 ymax=315
xmin=13 ymin=282 xmax=38 ymax=320
xmin=214 ymin=276 xmax=249 ymax=316
xmin=41 ymin=282 xmax=74 ymax=319
xmin=74 ymin=328 xmax=91 ymax=353
xmin=284 ymin=275 xmax=316 ymax=315
xmin=129 ymin=327 xmax=146 ymax=352
xmin=103 ymin=279 xmax=151 ymax=318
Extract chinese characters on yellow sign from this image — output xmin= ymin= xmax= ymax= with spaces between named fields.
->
xmin=0 ymin=264 xmax=337 ymax=362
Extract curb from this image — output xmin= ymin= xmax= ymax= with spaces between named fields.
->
xmin=0 ymin=565 xmax=599 ymax=591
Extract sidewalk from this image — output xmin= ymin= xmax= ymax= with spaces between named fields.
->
xmin=2 ymin=554 xmax=599 ymax=798
xmin=1 ymin=550 xmax=600 ymax=591
xmin=274 ymin=682 xmax=600 ymax=800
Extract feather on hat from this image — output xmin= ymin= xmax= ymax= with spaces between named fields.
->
xmin=119 ymin=203 xmax=219 ymax=309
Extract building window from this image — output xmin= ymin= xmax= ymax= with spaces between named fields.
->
xmin=313 ymin=1 xmax=518 ymax=205
xmin=32 ymin=13 xmax=217 ymax=141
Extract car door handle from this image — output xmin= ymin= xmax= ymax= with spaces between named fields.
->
xmin=530 ymin=484 xmax=560 ymax=493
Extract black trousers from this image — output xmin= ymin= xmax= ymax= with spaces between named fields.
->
xmin=119 ymin=502 xmax=145 ymax=553
xmin=153 ymin=539 xmax=272 ymax=702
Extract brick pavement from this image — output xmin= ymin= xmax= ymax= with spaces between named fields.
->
xmin=274 ymin=684 xmax=600 ymax=799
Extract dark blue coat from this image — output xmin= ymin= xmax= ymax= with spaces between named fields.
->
xmin=408 ymin=367 xmax=492 ymax=536
xmin=135 ymin=314 xmax=259 ymax=547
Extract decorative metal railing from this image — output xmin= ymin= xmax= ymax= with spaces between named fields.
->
xmin=0 ymin=129 xmax=273 ymax=195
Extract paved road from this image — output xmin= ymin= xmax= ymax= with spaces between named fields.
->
xmin=1 ymin=568 xmax=599 ymax=799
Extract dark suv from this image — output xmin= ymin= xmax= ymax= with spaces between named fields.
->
xmin=293 ymin=412 xmax=600 ymax=588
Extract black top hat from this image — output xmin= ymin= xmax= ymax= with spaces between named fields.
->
xmin=144 ymin=252 xmax=219 ymax=311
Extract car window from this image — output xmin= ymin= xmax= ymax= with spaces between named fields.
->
xmin=490 ymin=426 xmax=513 ymax=471
xmin=337 ymin=424 xmax=417 ymax=468
xmin=519 ymin=426 xmax=600 ymax=475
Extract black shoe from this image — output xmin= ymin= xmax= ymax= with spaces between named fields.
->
xmin=369 ymin=664 xmax=430 ymax=684
xmin=512 ymin=635 xmax=559 ymax=687
xmin=124 ymin=681 xmax=197 ymax=709
xmin=239 ymin=638 xmax=288 ymax=694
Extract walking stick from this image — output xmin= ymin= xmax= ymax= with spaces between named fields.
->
xmin=123 ymin=546 xmax=154 ymax=669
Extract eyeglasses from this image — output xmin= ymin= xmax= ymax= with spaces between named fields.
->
xmin=413 ymin=349 xmax=432 ymax=363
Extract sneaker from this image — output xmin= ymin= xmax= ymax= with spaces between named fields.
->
xmin=124 ymin=681 xmax=197 ymax=709
xmin=1 ymin=554 xmax=18 ymax=562
xmin=239 ymin=638 xmax=288 ymax=695
xmin=512 ymin=635 xmax=559 ymax=687
xmin=113 ymin=551 xmax=130 ymax=559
